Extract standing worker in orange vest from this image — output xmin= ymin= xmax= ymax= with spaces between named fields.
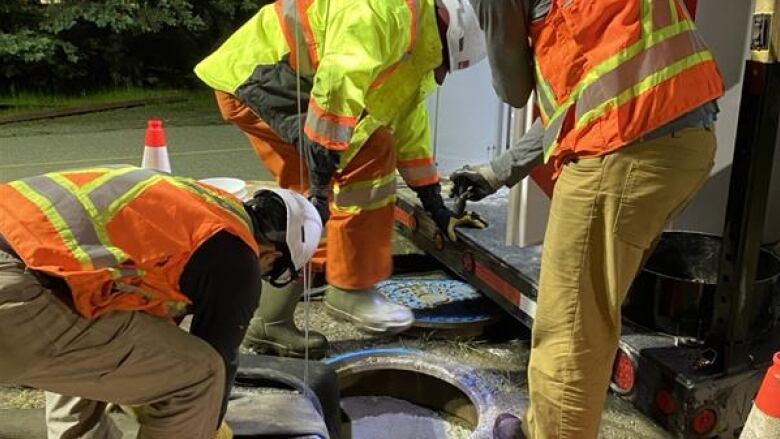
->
xmin=450 ymin=1 xmax=725 ymax=437
xmin=0 ymin=166 xmax=322 ymax=439
xmin=194 ymin=0 xmax=487 ymax=357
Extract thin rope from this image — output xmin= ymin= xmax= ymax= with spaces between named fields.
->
xmin=297 ymin=0 xmax=333 ymax=389
xmin=292 ymin=0 xmax=310 ymax=388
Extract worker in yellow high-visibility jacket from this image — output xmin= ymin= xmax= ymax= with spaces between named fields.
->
xmin=195 ymin=0 xmax=487 ymax=357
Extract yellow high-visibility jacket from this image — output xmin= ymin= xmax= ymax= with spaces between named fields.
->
xmin=195 ymin=0 xmax=442 ymax=187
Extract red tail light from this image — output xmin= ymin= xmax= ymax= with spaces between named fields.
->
xmin=655 ymin=389 xmax=677 ymax=415
xmin=611 ymin=349 xmax=636 ymax=393
xmin=691 ymin=408 xmax=717 ymax=435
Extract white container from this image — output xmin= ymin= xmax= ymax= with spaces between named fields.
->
xmin=199 ymin=177 xmax=249 ymax=201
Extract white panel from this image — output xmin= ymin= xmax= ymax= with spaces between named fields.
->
xmin=427 ymin=60 xmax=504 ymax=174
xmin=506 ymin=104 xmax=551 ymax=247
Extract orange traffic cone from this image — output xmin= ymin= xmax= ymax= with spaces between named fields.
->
xmin=141 ymin=119 xmax=171 ymax=173
xmin=740 ymin=352 xmax=780 ymax=438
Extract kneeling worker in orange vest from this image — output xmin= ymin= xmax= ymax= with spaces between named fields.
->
xmin=0 ymin=166 xmax=322 ymax=439
xmin=194 ymin=0 xmax=487 ymax=357
xmin=452 ymin=0 xmax=725 ymax=438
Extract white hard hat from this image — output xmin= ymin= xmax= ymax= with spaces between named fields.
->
xmin=249 ymin=188 xmax=322 ymax=272
xmin=438 ymin=0 xmax=486 ymax=71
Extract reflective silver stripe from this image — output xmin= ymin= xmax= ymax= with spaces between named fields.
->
xmin=542 ymin=108 xmax=568 ymax=160
xmin=536 ymin=82 xmax=556 ymax=119
xmin=23 ymin=175 xmax=120 ymax=268
xmin=305 ymin=111 xmax=355 ymax=144
xmin=333 ymin=179 xmax=396 ymax=208
xmin=109 ymin=267 xmax=144 ymax=279
xmin=278 ymin=0 xmax=317 ymax=75
xmin=397 ymin=164 xmax=438 ymax=185
xmin=575 ymin=29 xmax=705 ymax=121
xmin=653 ymin=0 xmax=675 ymax=30
xmin=184 ymin=181 xmax=252 ymax=225
xmin=89 ymin=168 xmax=159 ymax=212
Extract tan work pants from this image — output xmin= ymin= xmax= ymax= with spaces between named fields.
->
xmin=0 ymin=250 xmax=225 ymax=439
xmin=524 ymin=127 xmax=716 ymax=438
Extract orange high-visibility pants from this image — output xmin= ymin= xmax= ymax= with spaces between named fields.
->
xmin=216 ymin=91 xmax=395 ymax=290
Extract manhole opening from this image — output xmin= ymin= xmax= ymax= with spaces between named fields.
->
xmin=339 ymin=368 xmax=478 ymax=429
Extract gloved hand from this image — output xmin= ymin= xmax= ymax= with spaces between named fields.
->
xmin=308 ymin=193 xmax=330 ymax=224
xmin=449 ymin=164 xmax=501 ymax=202
xmin=116 ymin=404 xmax=142 ymax=420
xmin=431 ymin=206 xmax=488 ymax=241
xmin=215 ymin=421 xmax=233 ymax=439
xmin=413 ymin=183 xmax=488 ymax=241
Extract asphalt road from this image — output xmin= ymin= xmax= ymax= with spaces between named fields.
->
xmin=0 ymin=94 xmax=273 ymax=182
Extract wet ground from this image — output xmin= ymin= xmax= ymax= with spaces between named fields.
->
xmin=0 ymin=233 xmax=672 ymax=438
xmin=0 ymin=98 xmax=672 ymax=438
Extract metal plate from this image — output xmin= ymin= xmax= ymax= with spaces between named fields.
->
xmin=376 ymin=276 xmax=501 ymax=328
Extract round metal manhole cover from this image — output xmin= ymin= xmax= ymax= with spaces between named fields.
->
xmin=326 ymin=348 xmax=522 ymax=439
xmin=376 ymin=277 xmax=501 ymax=333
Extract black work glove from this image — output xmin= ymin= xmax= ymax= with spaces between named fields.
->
xmin=449 ymin=164 xmax=501 ymax=202
xmin=303 ymin=137 xmax=340 ymax=224
xmin=413 ymin=183 xmax=488 ymax=241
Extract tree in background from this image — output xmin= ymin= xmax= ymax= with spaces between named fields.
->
xmin=0 ymin=0 xmax=270 ymax=94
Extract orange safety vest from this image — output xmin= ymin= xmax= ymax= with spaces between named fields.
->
xmin=0 ymin=166 xmax=259 ymax=319
xmin=530 ymin=0 xmax=725 ymax=167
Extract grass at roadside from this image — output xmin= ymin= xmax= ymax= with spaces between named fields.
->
xmin=0 ymin=87 xmax=190 ymax=115
xmin=0 ymin=89 xmax=222 ymax=138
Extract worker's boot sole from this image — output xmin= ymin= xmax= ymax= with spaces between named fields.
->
xmin=324 ymin=302 xmax=414 ymax=335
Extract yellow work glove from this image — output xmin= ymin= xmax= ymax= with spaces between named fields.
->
xmin=414 ymin=182 xmax=489 ymax=242
xmin=433 ymin=208 xmax=488 ymax=241
xmin=116 ymin=404 xmax=142 ymax=420
xmin=215 ymin=421 xmax=233 ymax=439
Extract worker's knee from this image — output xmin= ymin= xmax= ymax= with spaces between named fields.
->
xmin=196 ymin=341 xmax=226 ymax=390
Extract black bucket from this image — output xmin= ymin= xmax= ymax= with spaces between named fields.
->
xmin=623 ymin=231 xmax=780 ymax=339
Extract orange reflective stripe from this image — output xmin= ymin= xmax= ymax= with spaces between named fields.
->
xmin=370 ymin=0 xmax=420 ymax=91
xmin=371 ymin=60 xmax=405 ymax=90
xmin=304 ymin=100 xmax=357 ymax=150
xmin=406 ymin=0 xmax=420 ymax=52
xmin=397 ymin=157 xmax=439 ymax=187
xmin=298 ymin=0 xmax=318 ymax=68
xmin=275 ymin=0 xmax=318 ymax=74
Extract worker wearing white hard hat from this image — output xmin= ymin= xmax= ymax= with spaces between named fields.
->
xmin=195 ymin=0 xmax=490 ymax=357
xmin=0 ymin=166 xmax=322 ymax=439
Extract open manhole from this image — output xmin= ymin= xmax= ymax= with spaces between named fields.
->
xmin=327 ymin=348 xmax=517 ymax=439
